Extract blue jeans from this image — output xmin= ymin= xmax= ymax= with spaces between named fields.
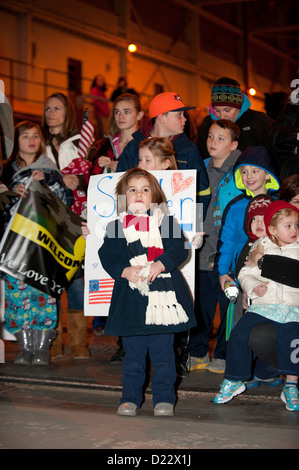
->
xmin=189 ymin=270 xmax=229 ymax=359
xmin=121 ymin=334 xmax=176 ymax=407
xmin=93 ymin=316 xmax=107 ymax=328
xmin=63 ymin=277 xmax=84 ymax=310
xmin=225 ymin=311 xmax=299 ymax=381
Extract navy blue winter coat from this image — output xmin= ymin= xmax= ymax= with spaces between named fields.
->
xmin=98 ymin=214 xmax=196 ymax=336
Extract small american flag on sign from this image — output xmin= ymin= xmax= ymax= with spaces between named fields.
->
xmin=78 ymin=108 xmax=95 ymax=159
xmin=89 ymin=279 xmax=115 ymax=304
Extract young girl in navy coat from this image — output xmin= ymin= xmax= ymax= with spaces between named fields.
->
xmin=98 ymin=168 xmax=196 ymax=417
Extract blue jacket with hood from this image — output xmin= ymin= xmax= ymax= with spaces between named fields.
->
xmin=197 ymin=94 xmax=273 ymax=159
xmin=214 ymin=146 xmax=280 ymax=277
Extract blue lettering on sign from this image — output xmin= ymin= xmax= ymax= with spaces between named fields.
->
xmin=181 ymin=223 xmax=193 ymax=231
xmin=91 ymin=173 xmax=194 ymax=232
xmin=93 ymin=175 xmax=116 ymax=218
xmin=180 ymin=197 xmax=193 ymax=232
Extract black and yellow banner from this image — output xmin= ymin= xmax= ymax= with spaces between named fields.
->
xmin=0 ymin=180 xmax=85 ymax=298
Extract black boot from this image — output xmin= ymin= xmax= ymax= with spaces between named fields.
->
xmin=14 ymin=329 xmax=34 ymax=365
xmin=110 ymin=337 xmax=125 ymax=363
xmin=31 ymin=329 xmax=57 ymax=366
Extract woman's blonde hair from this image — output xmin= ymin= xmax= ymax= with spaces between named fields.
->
xmin=115 ymin=167 xmax=167 ymax=214
xmin=139 ymin=137 xmax=178 ymax=170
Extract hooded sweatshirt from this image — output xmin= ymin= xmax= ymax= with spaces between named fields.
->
xmin=199 ymin=148 xmax=242 ymax=271
xmin=214 ymin=146 xmax=280 ymax=277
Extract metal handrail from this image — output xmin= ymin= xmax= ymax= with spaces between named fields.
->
xmin=0 ymin=54 xmax=151 ymax=121
xmin=0 ymin=55 xmax=98 ymax=112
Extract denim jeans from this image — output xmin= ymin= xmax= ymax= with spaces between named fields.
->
xmin=60 ymin=276 xmax=84 ymax=310
xmin=189 ymin=270 xmax=229 ymax=359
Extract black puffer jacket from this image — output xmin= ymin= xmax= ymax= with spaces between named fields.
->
xmin=198 ymin=109 xmax=273 ymax=160
xmin=197 ymin=93 xmax=273 ymax=160
xmin=268 ymin=102 xmax=299 ymax=181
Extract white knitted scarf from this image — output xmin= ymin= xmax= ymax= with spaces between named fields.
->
xmin=120 ymin=208 xmax=189 ymax=326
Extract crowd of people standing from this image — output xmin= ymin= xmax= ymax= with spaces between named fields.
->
xmin=0 ymin=72 xmax=298 ymax=415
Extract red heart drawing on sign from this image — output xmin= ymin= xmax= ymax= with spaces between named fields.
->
xmin=171 ymin=172 xmax=194 ymax=195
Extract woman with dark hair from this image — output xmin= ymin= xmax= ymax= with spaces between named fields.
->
xmin=42 ymin=92 xmax=77 ymax=143
xmin=90 ymin=74 xmax=110 ymax=139
xmin=42 ymin=92 xmax=80 ymax=184
xmin=41 ymin=93 xmax=91 ymax=360
xmin=1 ymin=121 xmax=69 ymax=365
xmin=42 ymin=92 xmax=92 ymax=217
xmin=3 ymin=121 xmax=45 ymax=180
xmin=3 ymin=120 xmax=70 ymax=218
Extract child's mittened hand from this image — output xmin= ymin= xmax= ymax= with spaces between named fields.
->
xmin=253 ymin=281 xmax=269 ymax=297
xmin=192 ymin=232 xmax=205 ymax=249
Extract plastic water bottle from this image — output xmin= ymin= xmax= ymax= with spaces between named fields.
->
xmin=224 ymin=280 xmax=239 ymax=303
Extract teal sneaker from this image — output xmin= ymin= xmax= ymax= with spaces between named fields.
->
xmin=214 ymin=379 xmax=246 ymax=404
xmin=280 ymin=385 xmax=299 ymax=412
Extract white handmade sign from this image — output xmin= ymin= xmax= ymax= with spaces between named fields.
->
xmin=84 ymin=170 xmax=198 ymax=316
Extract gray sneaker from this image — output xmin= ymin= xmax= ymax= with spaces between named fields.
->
xmin=206 ymin=358 xmax=226 ymax=374
xmin=154 ymin=402 xmax=174 ymax=416
xmin=189 ymin=353 xmax=210 ymax=371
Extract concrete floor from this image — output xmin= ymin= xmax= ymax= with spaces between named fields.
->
xmin=1 ymin=381 xmax=298 ymax=451
xmin=0 ymin=323 xmax=299 ymax=451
